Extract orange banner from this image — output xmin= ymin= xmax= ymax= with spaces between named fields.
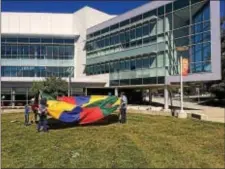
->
xmin=181 ymin=58 xmax=189 ymax=76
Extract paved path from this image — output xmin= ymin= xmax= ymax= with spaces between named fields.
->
xmin=152 ymin=98 xmax=225 ymax=123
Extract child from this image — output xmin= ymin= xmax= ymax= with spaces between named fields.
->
xmin=24 ymin=104 xmax=30 ymax=126
xmin=31 ymin=101 xmax=39 ymax=124
xmin=37 ymin=99 xmax=48 ymax=132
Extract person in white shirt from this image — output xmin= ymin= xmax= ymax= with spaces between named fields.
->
xmin=119 ymin=92 xmax=128 ymax=123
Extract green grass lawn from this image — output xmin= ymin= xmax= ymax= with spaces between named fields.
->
xmin=1 ymin=112 xmax=224 ymax=168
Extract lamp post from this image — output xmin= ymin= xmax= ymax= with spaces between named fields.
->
xmin=68 ymin=67 xmax=74 ymax=96
xmin=176 ymin=46 xmax=189 ymax=119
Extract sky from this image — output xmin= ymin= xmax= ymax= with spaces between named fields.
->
xmin=1 ymin=0 xmax=148 ymax=15
xmin=2 ymin=0 xmax=225 ymax=17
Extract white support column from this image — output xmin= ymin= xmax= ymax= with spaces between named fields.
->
xmin=26 ymin=88 xmax=29 ymax=105
xmin=149 ymin=89 xmax=152 ymax=105
xmin=84 ymin=88 xmax=88 ymax=96
xmin=12 ymin=89 xmax=15 ymax=108
xmin=164 ymin=85 xmax=169 ymax=111
xmin=115 ymin=88 xmax=118 ymax=97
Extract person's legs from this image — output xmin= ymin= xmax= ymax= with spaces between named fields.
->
xmin=121 ymin=109 xmax=125 ymax=123
xmin=37 ymin=118 xmax=43 ymax=132
xmin=43 ymin=118 xmax=48 ymax=132
xmin=24 ymin=115 xmax=27 ymax=125
xmin=124 ymin=109 xmax=127 ymax=123
xmin=34 ymin=111 xmax=38 ymax=123
xmin=27 ymin=114 xmax=30 ymax=125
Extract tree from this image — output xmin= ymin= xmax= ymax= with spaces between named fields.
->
xmin=30 ymin=77 xmax=68 ymax=99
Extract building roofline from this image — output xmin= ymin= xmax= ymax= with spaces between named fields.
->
xmin=87 ymin=0 xmax=174 ymax=34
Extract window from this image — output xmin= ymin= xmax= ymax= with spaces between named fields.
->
xmin=130 ymin=59 xmax=136 ymax=70
xmin=149 ymin=54 xmax=157 ymax=68
xmin=110 ymin=24 xmax=119 ymax=31
xmin=102 ymin=27 xmax=110 ymax=34
xmin=125 ymin=59 xmax=130 ymax=70
xmin=41 ymin=38 xmax=52 ymax=43
xmin=173 ymin=6 xmax=190 ymax=29
xmin=5 ymin=45 xmax=11 ymax=57
xmin=203 ymin=3 xmax=210 ymax=21
xmin=203 ymin=21 xmax=210 ymax=32
xmin=120 ymin=31 xmax=125 ymax=43
xmin=203 ymin=31 xmax=210 ymax=42
xmin=105 ymin=36 xmax=110 ymax=47
xmin=64 ymin=39 xmax=74 ymax=44
xmin=173 ymin=0 xmax=189 ymax=11
xmin=1 ymin=44 xmax=6 ymax=57
xmin=130 ymin=28 xmax=136 ymax=40
xmin=59 ymin=46 xmax=65 ymax=59
xmin=143 ymin=23 xmax=150 ymax=36
xmin=157 ymin=52 xmax=164 ymax=67
xmin=158 ymin=6 xmax=165 ymax=16
xmin=120 ymin=60 xmax=125 ymax=70
xmin=53 ymin=46 xmax=59 ymax=59
xmin=150 ymin=20 xmax=157 ymax=36
xmin=11 ymin=45 xmax=17 ymax=59
xmin=53 ymin=38 xmax=63 ymax=44
xmin=125 ymin=30 xmax=130 ymax=42
xmin=131 ymin=15 xmax=142 ymax=23
xmin=174 ymin=26 xmax=189 ymax=39
xmin=136 ymin=26 xmax=142 ymax=38
xmin=130 ymin=41 xmax=136 ymax=47
xmin=143 ymin=9 xmax=157 ymax=19
xmin=136 ymin=39 xmax=142 ymax=47
xmin=105 ymin=63 xmax=109 ymax=73
xmin=203 ymin=42 xmax=211 ymax=61
xmin=46 ymin=46 xmax=53 ymax=59
xmin=115 ymin=34 xmax=119 ymax=44
xmin=143 ymin=37 xmax=150 ymax=44
xmin=8 ymin=37 xmax=18 ymax=43
xmin=166 ymin=3 xmax=173 ymax=13
xmin=192 ymin=33 xmax=203 ymax=44
xmin=136 ymin=57 xmax=142 ymax=69
xmin=143 ymin=56 xmax=150 ymax=68
xmin=30 ymin=38 xmax=41 ymax=43
xmin=120 ymin=19 xmax=130 ymax=27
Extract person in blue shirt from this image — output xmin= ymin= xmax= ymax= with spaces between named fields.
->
xmin=24 ymin=104 xmax=30 ymax=126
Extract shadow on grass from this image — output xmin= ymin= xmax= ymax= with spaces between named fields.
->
xmin=47 ymin=114 xmax=119 ymax=130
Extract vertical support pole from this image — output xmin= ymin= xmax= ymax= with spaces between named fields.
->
xmin=180 ymin=55 xmax=184 ymax=113
xmin=12 ymin=89 xmax=15 ymax=108
xmin=115 ymin=88 xmax=118 ymax=97
xmin=26 ymin=88 xmax=28 ymax=105
xmin=68 ymin=75 xmax=71 ymax=96
xmin=164 ymin=85 xmax=169 ymax=110
xmin=149 ymin=89 xmax=152 ymax=105
xmin=84 ymin=88 xmax=88 ymax=96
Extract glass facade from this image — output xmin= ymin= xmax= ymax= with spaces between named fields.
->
xmin=1 ymin=66 xmax=73 ymax=77
xmin=1 ymin=35 xmax=75 ymax=77
xmin=85 ymin=0 xmax=211 ymax=86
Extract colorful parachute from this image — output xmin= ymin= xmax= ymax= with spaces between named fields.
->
xmin=46 ymin=95 xmax=120 ymax=124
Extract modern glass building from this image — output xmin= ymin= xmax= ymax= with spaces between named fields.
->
xmin=1 ymin=0 xmax=221 ymax=108
xmin=86 ymin=0 xmax=220 ymax=86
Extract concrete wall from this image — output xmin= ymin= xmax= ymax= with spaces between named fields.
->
xmin=1 ymin=12 xmax=74 ymax=36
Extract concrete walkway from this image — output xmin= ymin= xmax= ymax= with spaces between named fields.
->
xmin=152 ymin=98 xmax=225 ymax=123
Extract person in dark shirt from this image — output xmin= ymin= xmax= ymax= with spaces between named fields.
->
xmin=37 ymin=98 xmax=48 ymax=132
